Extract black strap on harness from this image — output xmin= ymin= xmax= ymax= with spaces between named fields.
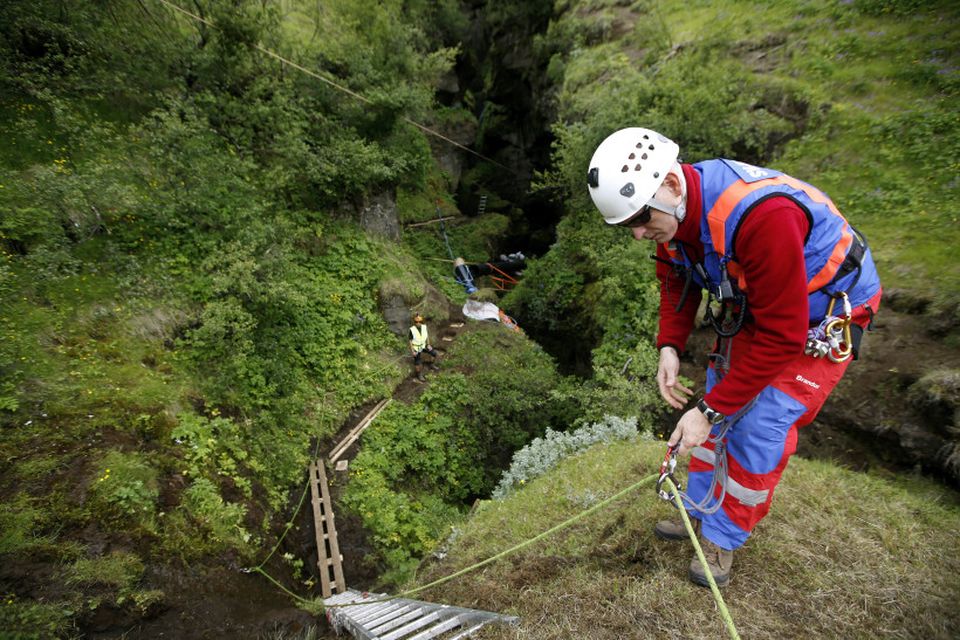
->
xmin=705 ymin=263 xmax=748 ymax=338
xmin=651 ymin=253 xmax=695 ymax=313
xmin=650 ymin=248 xmax=748 ymax=337
xmin=822 ymin=225 xmax=868 ymax=298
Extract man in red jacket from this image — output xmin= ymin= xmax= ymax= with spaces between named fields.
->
xmin=587 ymin=128 xmax=881 ymax=587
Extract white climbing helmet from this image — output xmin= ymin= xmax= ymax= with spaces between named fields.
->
xmin=586 ymin=127 xmax=681 ymax=225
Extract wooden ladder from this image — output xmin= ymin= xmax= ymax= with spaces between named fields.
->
xmin=309 ymin=459 xmax=346 ymax=598
xmin=324 ymin=589 xmax=518 ymax=640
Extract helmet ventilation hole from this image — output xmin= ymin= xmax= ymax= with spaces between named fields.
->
xmin=628 ymin=153 xmax=636 ymax=159
xmin=641 ymin=153 xmax=648 ymax=160
xmin=635 ymin=164 xmax=642 ymax=171
xmin=621 ymin=165 xmax=629 ymax=172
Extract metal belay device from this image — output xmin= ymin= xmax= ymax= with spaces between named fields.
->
xmin=324 ymin=589 xmax=518 ymax=640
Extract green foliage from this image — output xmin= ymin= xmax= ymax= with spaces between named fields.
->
xmin=65 ymin=550 xmax=164 ymax=616
xmin=88 ymin=451 xmax=159 ymax=529
xmin=180 ymin=478 xmax=253 ymax=553
xmin=172 ymin=414 xmax=254 ymax=499
xmin=0 ymin=494 xmax=53 ymax=555
xmin=65 ymin=550 xmax=143 ymax=590
xmin=0 ymin=598 xmax=74 ymax=640
xmin=342 ymin=324 xmax=572 ymax=583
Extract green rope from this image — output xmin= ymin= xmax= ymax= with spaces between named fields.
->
xmin=251 ymin=566 xmax=313 ymax=605
xmin=327 ymin=473 xmax=660 ymax=610
xmin=664 ymin=477 xmax=741 ymax=640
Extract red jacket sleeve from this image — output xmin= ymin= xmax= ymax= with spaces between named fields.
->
xmin=703 ymin=198 xmax=810 ymax=415
xmin=655 ymin=242 xmax=702 ymax=354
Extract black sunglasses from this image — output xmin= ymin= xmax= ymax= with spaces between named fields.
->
xmin=617 ymin=204 xmax=653 ymax=228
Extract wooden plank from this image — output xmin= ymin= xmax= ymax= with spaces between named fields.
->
xmin=329 ymin=398 xmax=391 ymax=463
xmin=329 ymin=398 xmax=388 ymax=462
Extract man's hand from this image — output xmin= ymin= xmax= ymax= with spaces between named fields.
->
xmin=668 ymin=407 xmax=712 ymax=456
xmin=657 ymin=346 xmax=694 ymax=409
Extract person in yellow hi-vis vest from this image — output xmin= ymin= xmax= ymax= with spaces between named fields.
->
xmin=409 ymin=314 xmax=440 ymax=383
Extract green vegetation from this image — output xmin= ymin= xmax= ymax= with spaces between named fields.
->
xmin=1 ymin=0 xmax=958 ymax=636
xmin=342 ymin=324 xmax=577 ymax=584
xmin=0 ymin=0 xmax=517 ymax=634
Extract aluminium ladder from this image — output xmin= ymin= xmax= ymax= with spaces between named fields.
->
xmin=324 ymin=589 xmax=518 ymax=640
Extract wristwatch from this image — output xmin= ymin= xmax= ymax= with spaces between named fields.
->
xmin=697 ymin=398 xmax=725 ymax=425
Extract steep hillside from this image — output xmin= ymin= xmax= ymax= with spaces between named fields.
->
xmin=1 ymin=0 xmax=959 ymax=638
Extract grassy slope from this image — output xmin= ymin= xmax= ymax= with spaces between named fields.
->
xmin=650 ymin=0 xmax=960 ymax=300
xmin=414 ymin=438 xmax=960 ymax=639
xmin=556 ymin=0 xmax=959 ymax=299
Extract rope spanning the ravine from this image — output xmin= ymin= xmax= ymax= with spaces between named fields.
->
xmin=664 ymin=476 xmax=741 ymax=640
xmin=152 ymin=0 xmax=512 ymax=172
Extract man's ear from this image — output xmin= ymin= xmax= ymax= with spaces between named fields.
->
xmin=661 ymin=171 xmax=683 ymax=198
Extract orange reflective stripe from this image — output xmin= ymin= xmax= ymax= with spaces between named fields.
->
xmin=705 ymin=178 xmax=784 ymax=256
xmin=777 ymin=175 xmax=842 ymax=217
xmin=707 ymin=175 xmax=847 ymax=255
xmin=808 ymin=226 xmax=852 ymax=292
xmin=706 ymin=173 xmax=852 ymax=291
xmin=727 ymin=262 xmax=748 ymax=293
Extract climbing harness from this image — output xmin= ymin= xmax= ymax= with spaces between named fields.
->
xmin=655 ymin=398 xmax=756 ymax=515
xmin=804 ymin=292 xmax=854 ymax=363
xmin=704 ymin=262 xmax=748 ymax=338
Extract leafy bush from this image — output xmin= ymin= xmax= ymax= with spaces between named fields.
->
xmin=88 ymin=450 xmax=158 ymax=528
xmin=180 ymin=478 xmax=252 ymax=553
xmin=492 ymin=415 xmax=644 ymax=498
xmin=0 ymin=598 xmax=73 ymax=640
xmin=172 ymin=414 xmax=254 ymax=500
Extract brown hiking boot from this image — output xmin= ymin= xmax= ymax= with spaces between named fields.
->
xmin=653 ymin=514 xmax=700 ymax=541
xmin=689 ymin=538 xmax=733 ymax=588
